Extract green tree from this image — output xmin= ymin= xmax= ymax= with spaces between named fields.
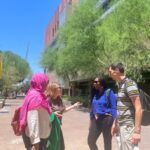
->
xmin=0 ymin=51 xmax=31 ymax=97
xmin=96 ymin=0 xmax=150 ymax=81
xmin=56 ymin=0 xmax=99 ymax=77
xmin=41 ymin=0 xmax=150 ymax=82
xmin=40 ymin=47 xmax=57 ymax=71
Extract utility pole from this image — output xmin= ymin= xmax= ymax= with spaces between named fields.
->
xmin=25 ymin=42 xmax=30 ymax=60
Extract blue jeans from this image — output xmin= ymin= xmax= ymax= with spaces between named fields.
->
xmin=88 ymin=115 xmax=113 ymax=150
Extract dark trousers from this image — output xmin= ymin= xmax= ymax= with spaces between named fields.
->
xmin=88 ymin=115 xmax=113 ymax=150
xmin=60 ymin=128 xmax=65 ymax=150
xmin=22 ymin=133 xmax=48 ymax=150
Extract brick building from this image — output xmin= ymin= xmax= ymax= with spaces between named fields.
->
xmin=44 ymin=0 xmax=78 ymax=48
xmin=44 ymin=0 xmax=79 ymax=95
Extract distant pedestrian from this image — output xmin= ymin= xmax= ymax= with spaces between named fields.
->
xmin=88 ymin=77 xmax=117 ymax=150
xmin=45 ymin=82 xmax=82 ymax=150
xmin=19 ymin=72 xmax=52 ymax=150
xmin=108 ymin=62 xmax=142 ymax=150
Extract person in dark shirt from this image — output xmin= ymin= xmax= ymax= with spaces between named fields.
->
xmin=87 ymin=77 xmax=117 ymax=150
xmin=45 ymin=82 xmax=81 ymax=150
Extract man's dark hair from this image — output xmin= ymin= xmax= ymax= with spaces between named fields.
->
xmin=109 ymin=62 xmax=124 ymax=73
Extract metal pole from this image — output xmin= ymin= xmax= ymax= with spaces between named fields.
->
xmin=25 ymin=42 xmax=30 ymax=60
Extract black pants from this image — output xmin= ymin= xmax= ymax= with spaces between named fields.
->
xmin=60 ymin=128 xmax=65 ymax=150
xmin=88 ymin=115 xmax=113 ymax=150
xmin=22 ymin=133 xmax=48 ymax=150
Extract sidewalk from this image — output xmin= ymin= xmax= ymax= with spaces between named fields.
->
xmin=0 ymin=99 xmax=24 ymax=150
xmin=62 ymin=108 xmax=150 ymax=150
xmin=0 ymin=98 xmax=150 ymax=150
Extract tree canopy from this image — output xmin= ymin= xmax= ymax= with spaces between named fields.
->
xmin=96 ymin=0 xmax=150 ymax=80
xmin=41 ymin=0 xmax=150 ymax=81
xmin=0 ymin=50 xmax=31 ymax=96
xmin=41 ymin=0 xmax=100 ymax=79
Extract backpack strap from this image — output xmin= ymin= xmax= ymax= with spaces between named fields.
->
xmin=123 ymin=79 xmax=136 ymax=111
xmin=105 ymin=89 xmax=111 ymax=107
xmin=124 ymin=79 xmax=137 ymax=98
xmin=124 ymin=80 xmax=128 ymax=96
xmin=123 ymin=79 xmax=132 ymax=97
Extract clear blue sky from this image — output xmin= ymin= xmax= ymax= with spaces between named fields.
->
xmin=0 ymin=0 xmax=60 ymax=73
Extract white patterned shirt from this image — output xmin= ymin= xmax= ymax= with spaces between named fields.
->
xmin=25 ymin=107 xmax=51 ymax=144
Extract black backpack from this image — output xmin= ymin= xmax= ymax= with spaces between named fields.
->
xmin=125 ymin=81 xmax=150 ymax=126
xmin=138 ymin=89 xmax=150 ymax=126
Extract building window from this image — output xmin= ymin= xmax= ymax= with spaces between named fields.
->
xmin=55 ymin=24 xmax=57 ymax=32
xmin=52 ymin=28 xmax=55 ymax=37
xmin=68 ymin=0 xmax=72 ymax=5
xmin=57 ymin=21 xmax=59 ymax=29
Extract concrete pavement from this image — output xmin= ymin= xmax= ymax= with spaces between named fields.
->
xmin=62 ymin=107 xmax=150 ymax=150
xmin=0 ymin=98 xmax=150 ymax=150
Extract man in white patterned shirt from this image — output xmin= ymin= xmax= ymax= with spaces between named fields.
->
xmin=108 ymin=62 xmax=142 ymax=150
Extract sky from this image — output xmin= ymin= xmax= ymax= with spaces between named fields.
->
xmin=0 ymin=0 xmax=60 ymax=73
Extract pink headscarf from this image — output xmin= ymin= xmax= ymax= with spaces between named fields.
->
xmin=19 ymin=72 xmax=51 ymax=132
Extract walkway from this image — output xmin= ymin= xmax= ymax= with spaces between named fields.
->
xmin=0 ymin=98 xmax=150 ymax=150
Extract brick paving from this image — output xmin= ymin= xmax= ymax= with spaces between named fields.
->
xmin=0 ymin=98 xmax=150 ymax=150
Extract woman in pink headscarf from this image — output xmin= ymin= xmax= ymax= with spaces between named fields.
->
xmin=20 ymin=72 xmax=52 ymax=150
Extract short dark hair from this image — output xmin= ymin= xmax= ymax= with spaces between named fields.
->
xmin=109 ymin=62 xmax=124 ymax=73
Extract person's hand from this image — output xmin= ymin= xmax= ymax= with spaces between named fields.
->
xmin=73 ymin=102 xmax=82 ymax=108
xmin=131 ymin=132 xmax=141 ymax=145
xmin=111 ymin=122 xmax=118 ymax=136
xmin=54 ymin=111 xmax=63 ymax=118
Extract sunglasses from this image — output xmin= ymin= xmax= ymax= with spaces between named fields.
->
xmin=93 ymin=81 xmax=100 ymax=84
